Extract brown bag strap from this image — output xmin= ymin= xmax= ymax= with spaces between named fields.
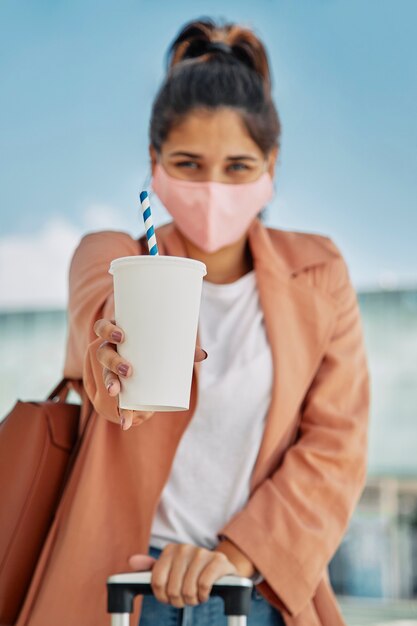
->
xmin=47 ymin=377 xmax=73 ymax=402
xmin=47 ymin=377 xmax=93 ymax=437
xmin=50 ymin=377 xmax=94 ymax=501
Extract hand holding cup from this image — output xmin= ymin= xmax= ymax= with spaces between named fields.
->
xmin=94 ymin=318 xmax=207 ymax=430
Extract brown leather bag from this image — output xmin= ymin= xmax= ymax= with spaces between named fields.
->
xmin=0 ymin=378 xmax=92 ymax=626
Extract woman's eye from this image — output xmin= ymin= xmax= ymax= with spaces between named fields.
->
xmin=228 ymin=163 xmax=249 ymax=171
xmin=176 ymin=161 xmax=199 ymax=169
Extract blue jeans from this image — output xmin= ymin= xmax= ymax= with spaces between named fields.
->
xmin=138 ymin=545 xmax=285 ymax=625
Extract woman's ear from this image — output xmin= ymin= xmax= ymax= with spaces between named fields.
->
xmin=267 ymin=146 xmax=279 ymax=178
xmin=149 ymin=145 xmax=158 ymax=176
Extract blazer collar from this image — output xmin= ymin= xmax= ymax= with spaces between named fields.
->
xmin=150 ymin=218 xmax=339 ymax=279
xmin=247 ymin=218 xmax=339 ymax=279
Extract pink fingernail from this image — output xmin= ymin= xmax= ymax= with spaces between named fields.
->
xmin=118 ymin=364 xmax=129 ymax=377
xmin=120 ymin=416 xmax=125 ymax=430
xmin=107 ymin=381 xmax=114 ymax=394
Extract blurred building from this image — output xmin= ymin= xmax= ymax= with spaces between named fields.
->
xmin=329 ymin=287 xmax=417 ymax=604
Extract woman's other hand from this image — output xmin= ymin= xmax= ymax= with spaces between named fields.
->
xmin=128 ymin=543 xmax=237 ymax=608
xmin=93 ymin=318 xmax=207 ymax=430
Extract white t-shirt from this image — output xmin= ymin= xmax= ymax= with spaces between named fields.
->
xmin=150 ymin=270 xmax=273 ymax=581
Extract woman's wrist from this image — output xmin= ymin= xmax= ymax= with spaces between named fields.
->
xmin=215 ymin=537 xmax=257 ymax=578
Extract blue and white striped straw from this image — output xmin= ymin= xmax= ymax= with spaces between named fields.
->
xmin=139 ymin=191 xmax=159 ymax=256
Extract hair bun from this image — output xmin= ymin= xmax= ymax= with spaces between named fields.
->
xmin=228 ymin=28 xmax=271 ymax=90
xmin=167 ymin=18 xmax=272 ymax=91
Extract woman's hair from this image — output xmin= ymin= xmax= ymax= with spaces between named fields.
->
xmin=149 ymin=18 xmax=281 ymax=157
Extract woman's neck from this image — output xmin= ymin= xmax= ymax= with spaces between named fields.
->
xmin=178 ymin=231 xmax=253 ymax=284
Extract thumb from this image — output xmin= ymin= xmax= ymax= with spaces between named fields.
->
xmin=128 ymin=554 xmax=157 ymax=571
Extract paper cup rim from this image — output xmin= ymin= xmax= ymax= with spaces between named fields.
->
xmin=109 ymin=255 xmax=207 ymax=276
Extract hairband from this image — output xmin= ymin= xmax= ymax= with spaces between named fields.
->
xmin=205 ymin=41 xmax=233 ymax=55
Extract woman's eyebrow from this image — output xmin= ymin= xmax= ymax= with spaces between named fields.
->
xmin=169 ymin=151 xmax=202 ymax=158
xmin=226 ymin=155 xmax=258 ymax=161
xmin=168 ymin=151 xmax=258 ymax=161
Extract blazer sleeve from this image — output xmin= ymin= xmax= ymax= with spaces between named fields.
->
xmin=216 ymin=252 xmax=370 ymax=617
xmin=63 ymin=230 xmax=141 ymax=422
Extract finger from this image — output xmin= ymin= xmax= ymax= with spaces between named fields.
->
xmin=194 ymin=346 xmax=208 ymax=362
xmin=182 ymin=548 xmax=213 ymax=606
xmin=93 ymin=318 xmax=125 ymax=343
xmin=197 ymin=552 xmax=236 ymax=604
xmin=128 ymin=554 xmax=157 ymax=571
xmin=166 ymin=544 xmax=195 ymax=608
xmin=102 ymin=367 xmax=120 ymax=396
xmin=119 ymin=408 xmax=134 ymax=431
xmin=96 ymin=341 xmax=132 ymax=378
xmin=151 ymin=544 xmax=176 ymax=604
xmin=131 ymin=413 xmax=154 ymax=427
xmin=119 ymin=409 xmax=154 ymax=430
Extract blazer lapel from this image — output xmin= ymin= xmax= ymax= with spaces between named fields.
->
xmin=247 ymin=219 xmax=338 ymax=490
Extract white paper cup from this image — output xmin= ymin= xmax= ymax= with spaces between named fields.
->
xmin=108 ymin=255 xmax=207 ymax=412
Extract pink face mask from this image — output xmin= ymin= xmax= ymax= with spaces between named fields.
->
xmin=151 ymin=162 xmax=274 ymax=253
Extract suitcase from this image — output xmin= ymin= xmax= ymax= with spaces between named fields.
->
xmin=107 ymin=570 xmax=253 ymax=625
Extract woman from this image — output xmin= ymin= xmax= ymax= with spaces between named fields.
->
xmin=16 ymin=18 xmax=369 ymax=626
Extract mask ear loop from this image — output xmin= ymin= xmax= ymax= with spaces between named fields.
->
xmin=141 ymin=166 xmax=159 ymax=214
xmin=143 ymin=157 xmax=163 ymax=206
xmin=258 ymin=158 xmax=277 ymax=223
xmin=265 ymin=154 xmax=278 ymax=200
xmin=141 ymin=166 xmax=152 ymax=194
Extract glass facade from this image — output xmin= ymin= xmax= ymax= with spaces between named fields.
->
xmin=3 ymin=288 xmax=417 ymax=478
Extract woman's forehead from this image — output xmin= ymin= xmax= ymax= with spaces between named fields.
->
xmin=163 ymin=108 xmax=264 ymax=159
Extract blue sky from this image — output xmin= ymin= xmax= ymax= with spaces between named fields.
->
xmin=0 ymin=0 xmax=416 ymax=308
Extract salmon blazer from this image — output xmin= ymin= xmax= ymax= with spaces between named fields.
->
xmin=16 ymin=219 xmax=370 ymax=626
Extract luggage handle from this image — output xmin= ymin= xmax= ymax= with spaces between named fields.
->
xmin=107 ymin=571 xmax=253 ymax=626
